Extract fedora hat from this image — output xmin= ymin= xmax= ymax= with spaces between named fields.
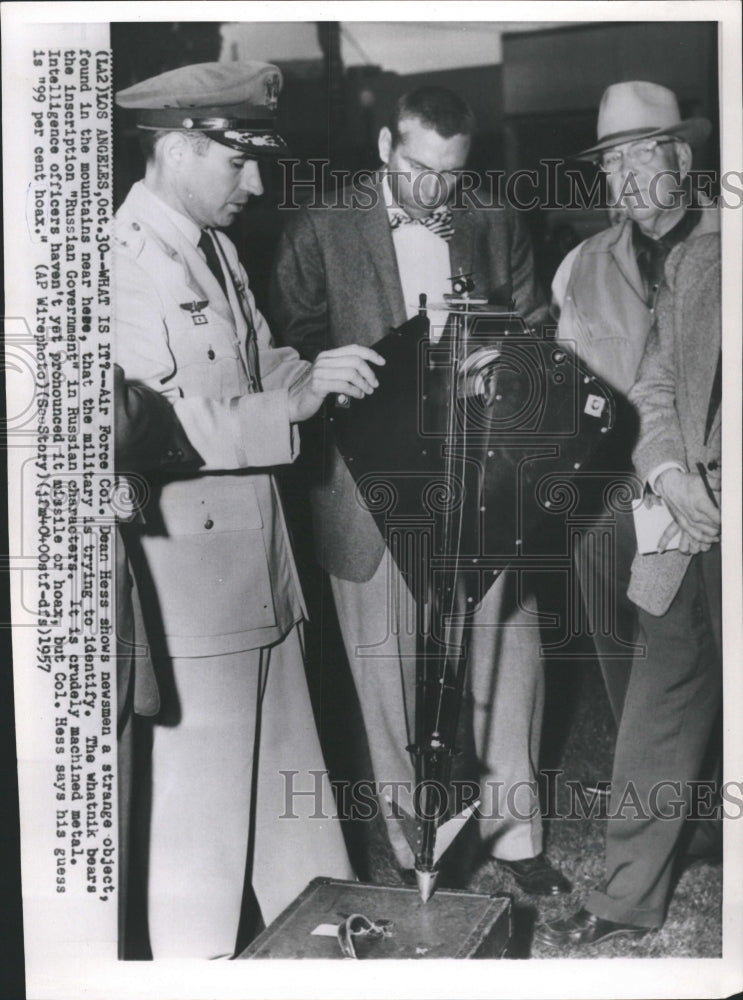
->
xmin=575 ymin=81 xmax=711 ymax=160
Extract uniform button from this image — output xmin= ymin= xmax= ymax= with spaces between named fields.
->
xmin=208 ymin=348 xmax=215 ymax=360
xmin=132 ymin=222 xmax=141 ymax=231
xmin=176 ymin=449 xmax=184 ymax=458
xmin=165 ymin=449 xmax=175 ymax=459
xmin=204 ymin=518 xmax=214 ymax=530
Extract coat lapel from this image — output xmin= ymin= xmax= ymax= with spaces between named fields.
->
xmin=683 ymin=290 xmax=721 ymax=450
xmin=351 ymin=181 xmax=408 ymax=327
xmin=448 ymin=209 xmax=477 ymax=296
xmin=683 ymin=214 xmax=722 ymax=446
xmin=703 ymin=350 xmax=722 ymax=448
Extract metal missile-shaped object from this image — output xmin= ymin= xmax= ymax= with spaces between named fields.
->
xmin=412 ymin=802 xmax=480 ymax=905
xmin=332 ymin=287 xmax=616 ymax=906
xmin=416 ymin=869 xmax=438 ymax=905
xmin=384 ymin=793 xmax=480 ymax=903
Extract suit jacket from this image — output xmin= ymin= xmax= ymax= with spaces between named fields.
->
xmin=114 ymin=181 xmax=308 ymax=656
xmin=627 ymin=232 xmax=721 ymax=615
xmin=271 ymin=177 xmax=546 ymax=581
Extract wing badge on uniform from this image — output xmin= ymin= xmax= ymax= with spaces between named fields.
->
xmin=180 ymin=300 xmax=209 ymax=325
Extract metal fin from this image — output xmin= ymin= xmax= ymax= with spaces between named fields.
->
xmin=432 ymin=800 xmax=480 ymax=865
xmin=415 ymin=868 xmax=438 ymax=904
xmin=382 ymin=794 xmax=423 ymax=856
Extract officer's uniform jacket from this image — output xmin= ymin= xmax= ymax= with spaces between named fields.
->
xmin=115 ymin=181 xmax=309 ymax=658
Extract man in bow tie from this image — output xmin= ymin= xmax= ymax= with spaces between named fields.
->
xmin=272 ymin=86 xmax=571 ymax=896
xmin=113 ymin=60 xmax=382 ymax=958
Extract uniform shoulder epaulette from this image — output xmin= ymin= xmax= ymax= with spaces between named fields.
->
xmin=113 ymin=213 xmax=146 ymax=258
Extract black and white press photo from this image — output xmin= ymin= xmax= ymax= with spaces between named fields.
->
xmin=2 ymin=5 xmax=742 ymax=999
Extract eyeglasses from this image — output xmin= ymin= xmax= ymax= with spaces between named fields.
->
xmin=600 ymin=139 xmax=675 ymax=173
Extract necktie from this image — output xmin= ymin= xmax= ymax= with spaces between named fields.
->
xmin=632 ymin=208 xmax=700 ymax=308
xmin=389 ymin=205 xmax=454 ymax=241
xmin=634 ymin=238 xmax=667 ymax=307
xmin=198 ymin=228 xmax=262 ymax=392
xmin=198 ymin=229 xmax=229 ymax=298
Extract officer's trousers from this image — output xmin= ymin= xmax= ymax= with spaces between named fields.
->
xmin=135 ymin=625 xmax=353 ymax=958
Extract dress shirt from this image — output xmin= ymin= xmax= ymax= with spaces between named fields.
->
xmin=383 ymin=174 xmax=452 ymax=339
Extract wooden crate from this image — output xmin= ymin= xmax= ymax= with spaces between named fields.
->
xmin=238 ymin=878 xmax=512 ymax=959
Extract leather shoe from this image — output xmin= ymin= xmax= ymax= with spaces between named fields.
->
xmin=535 ymin=908 xmax=648 ymax=948
xmin=495 ymin=854 xmax=572 ymax=896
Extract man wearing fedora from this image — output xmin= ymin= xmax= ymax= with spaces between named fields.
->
xmin=551 ymin=81 xmax=718 ymax=725
xmin=537 ymin=81 xmax=722 ymax=948
xmin=113 ymin=62 xmax=384 ymax=958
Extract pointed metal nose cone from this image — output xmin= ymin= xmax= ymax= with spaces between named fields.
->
xmin=415 ymin=868 xmax=439 ymax=904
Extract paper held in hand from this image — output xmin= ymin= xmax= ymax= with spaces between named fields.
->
xmin=632 ymin=497 xmax=681 ymax=554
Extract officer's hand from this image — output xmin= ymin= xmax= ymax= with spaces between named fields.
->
xmin=288 ymin=345 xmax=385 ymax=423
xmin=656 ymin=468 xmax=720 ymax=553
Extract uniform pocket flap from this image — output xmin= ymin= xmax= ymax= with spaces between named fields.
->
xmin=155 ymin=476 xmax=263 ymax=535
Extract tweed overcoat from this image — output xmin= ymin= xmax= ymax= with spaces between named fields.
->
xmin=627 ymin=231 xmax=722 ymax=616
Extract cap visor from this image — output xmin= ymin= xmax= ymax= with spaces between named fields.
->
xmin=213 ymin=130 xmax=289 ymax=156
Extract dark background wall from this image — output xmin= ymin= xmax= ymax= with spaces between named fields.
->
xmin=502 ymin=22 xmax=718 ymax=172
xmin=111 ymin=20 xmax=719 ymax=304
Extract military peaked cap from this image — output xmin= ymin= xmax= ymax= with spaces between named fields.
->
xmin=115 ymin=61 xmax=287 ymax=154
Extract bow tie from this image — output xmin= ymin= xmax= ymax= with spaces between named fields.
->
xmin=388 ymin=205 xmax=454 ymax=242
